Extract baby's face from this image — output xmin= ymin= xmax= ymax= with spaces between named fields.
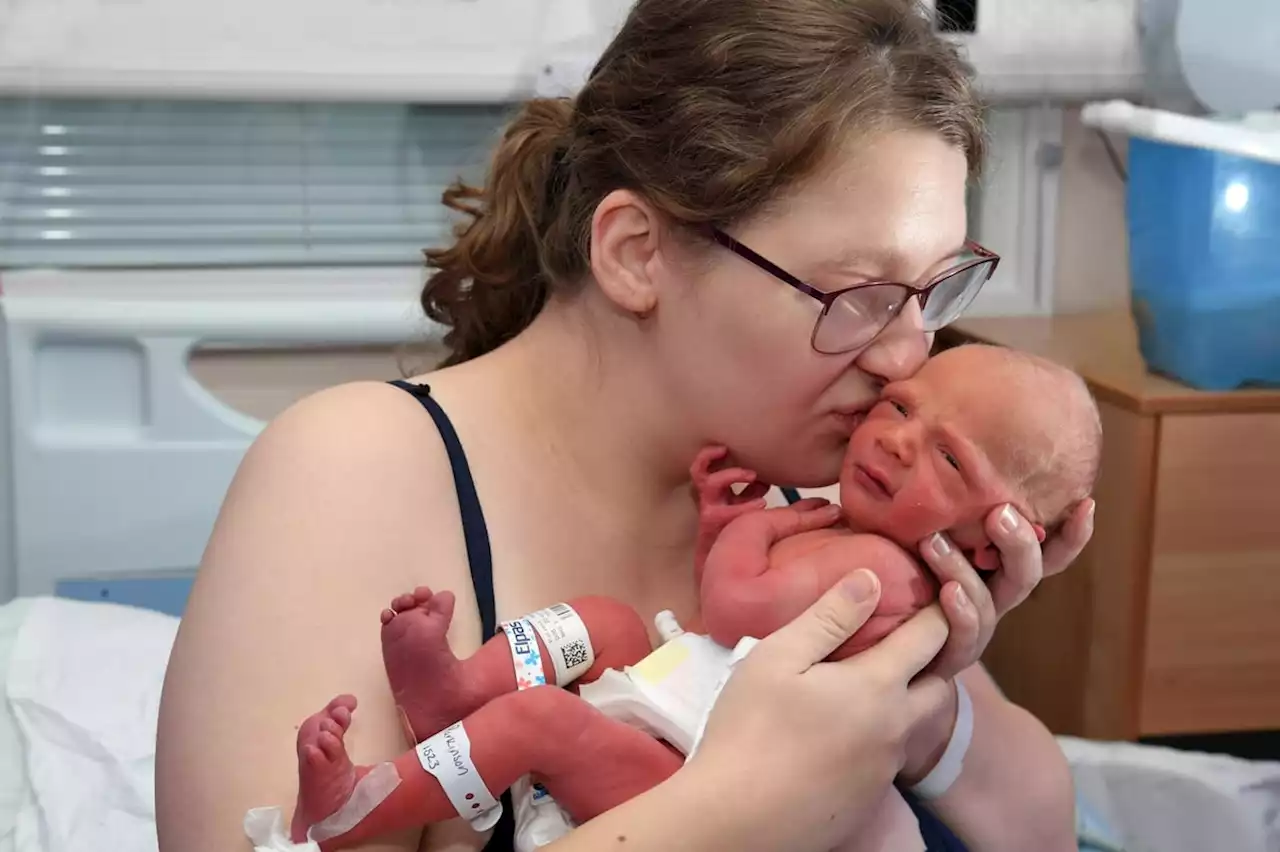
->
xmin=839 ymin=351 xmax=1039 ymax=554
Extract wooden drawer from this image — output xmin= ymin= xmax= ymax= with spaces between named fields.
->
xmin=1140 ymin=413 xmax=1280 ymax=734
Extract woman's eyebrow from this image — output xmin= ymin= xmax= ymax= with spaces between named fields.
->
xmin=822 ymin=243 xmax=970 ymax=279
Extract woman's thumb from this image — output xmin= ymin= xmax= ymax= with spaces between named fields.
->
xmin=765 ymin=570 xmax=881 ymax=670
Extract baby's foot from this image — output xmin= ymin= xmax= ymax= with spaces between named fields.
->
xmin=291 ymin=695 xmax=359 ymax=843
xmin=380 ymin=586 xmax=476 ymax=740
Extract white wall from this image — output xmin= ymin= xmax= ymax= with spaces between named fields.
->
xmin=1053 ymin=106 xmax=1132 ymax=313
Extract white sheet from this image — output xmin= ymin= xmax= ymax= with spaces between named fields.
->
xmin=1060 ymin=735 xmax=1280 ymax=852
xmin=0 ymin=598 xmax=34 ymax=852
xmin=4 ymin=597 xmax=177 ymax=852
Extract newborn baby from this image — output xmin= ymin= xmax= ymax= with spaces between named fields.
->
xmin=256 ymin=344 xmax=1101 ymax=852
xmin=698 ymin=340 xmax=1104 ymax=657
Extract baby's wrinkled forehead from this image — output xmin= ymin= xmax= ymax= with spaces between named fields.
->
xmin=921 ymin=344 xmax=1101 ymax=520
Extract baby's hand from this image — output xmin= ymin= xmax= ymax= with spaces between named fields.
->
xmin=692 ymin=445 xmax=774 ymax=579
xmin=691 ymin=445 xmax=769 ymax=513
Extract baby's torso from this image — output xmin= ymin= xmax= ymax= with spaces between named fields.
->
xmin=766 ymin=526 xmax=936 ymax=618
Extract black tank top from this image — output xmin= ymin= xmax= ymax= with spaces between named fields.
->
xmin=388 ymin=380 xmax=968 ymax=852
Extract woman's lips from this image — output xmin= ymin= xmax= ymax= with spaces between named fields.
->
xmin=833 ymin=410 xmax=866 ymax=432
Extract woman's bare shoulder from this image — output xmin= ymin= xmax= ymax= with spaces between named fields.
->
xmin=156 ymin=379 xmax=487 ymax=852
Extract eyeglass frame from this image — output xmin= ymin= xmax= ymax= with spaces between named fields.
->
xmin=704 ymin=226 xmax=1000 ymax=354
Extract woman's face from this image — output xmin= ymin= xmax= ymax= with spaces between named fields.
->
xmin=657 ymin=128 xmax=972 ymax=487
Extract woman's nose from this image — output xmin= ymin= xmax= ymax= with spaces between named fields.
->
xmin=856 ymin=298 xmax=930 ymax=384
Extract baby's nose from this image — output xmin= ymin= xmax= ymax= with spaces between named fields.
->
xmin=878 ymin=425 xmax=916 ymax=464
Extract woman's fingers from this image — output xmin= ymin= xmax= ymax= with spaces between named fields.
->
xmin=854 ymin=604 xmax=950 ymax=682
xmin=762 ymin=569 xmax=882 ymax=671
xmin=788 ymin=496 xmax=832 ymax=512
xmin=982 ymin=504 xmax=1046 ymax=615
xmin=920 ymin=531 xmax=997 ymax=630
xmin=1041 ymin=498 xmax=1095 ymax=579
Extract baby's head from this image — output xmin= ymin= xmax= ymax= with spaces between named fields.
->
xmin=840 ymin=343 xmax=1101 ymax=566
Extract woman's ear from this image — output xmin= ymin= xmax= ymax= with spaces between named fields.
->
xmin=589 ymin=188 xmax=662 ymax=316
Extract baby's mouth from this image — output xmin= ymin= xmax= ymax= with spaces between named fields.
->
xmin=853 ymin=464 xmax=893 ymax=500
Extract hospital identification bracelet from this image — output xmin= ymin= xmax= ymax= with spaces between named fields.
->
xmin=907 ymin=678 xmax=973 ymax=800
xmin=499 ymin=617 xmax=547 ymax=690
xmin=525 ymin=602 xmax=594 ymax=686
xmin=416 ymin=722 xmax=503 ymax=831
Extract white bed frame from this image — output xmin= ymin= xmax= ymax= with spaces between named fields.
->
xmin=0 ymin=267 xmax=440 ymax=610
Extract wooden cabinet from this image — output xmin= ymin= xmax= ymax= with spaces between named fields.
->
xmin=938 ymin=313 xmax=1280 ymax=741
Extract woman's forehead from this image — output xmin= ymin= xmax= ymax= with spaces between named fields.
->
xmin=762 ymin=130 xmax=970 ymax=280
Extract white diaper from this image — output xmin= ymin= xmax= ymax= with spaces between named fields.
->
xmin=511 ymin=613 xmax=759 ymax=851
xmin=577 ymin=619 xmax=757 ymax=756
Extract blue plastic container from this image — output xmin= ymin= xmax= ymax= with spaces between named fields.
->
xmin=1088 ymin=102 xmax=1280 ymax=390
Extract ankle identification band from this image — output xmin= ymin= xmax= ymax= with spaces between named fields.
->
xmin=908 ymin=678 xmax=973 ymax=800
xmin=525 ymin=603 xmax=594 ymax=686
xmin=500 ymin=617 xmax=547 ymax=690
xmin=416 ymin=722 xmax=503 ymax=831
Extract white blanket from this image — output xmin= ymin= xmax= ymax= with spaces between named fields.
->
xmin=2 ymin=597 xmax=177 ymax=852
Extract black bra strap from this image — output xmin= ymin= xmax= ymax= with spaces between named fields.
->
xmin=388 ymin=380 xmax=499 ymax=639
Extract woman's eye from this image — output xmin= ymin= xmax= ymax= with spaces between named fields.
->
xmin=939 ymin=448 xmax=960 ymax=471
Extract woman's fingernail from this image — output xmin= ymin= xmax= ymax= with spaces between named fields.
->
xmin=953 ymin=586 xmax=972 ymax=615
xmin=928 ymin=533 xmax=952 ymax=558
xmin=843 ymin=570 xmax=879 ymax=602
xmin=998 ymin=504 xmax=1019 ymax=534
xmin=1086 ymin=500 xmax=1097 ymax=522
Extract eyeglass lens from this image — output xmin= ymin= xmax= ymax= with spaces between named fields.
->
xmin=812 ymin=260 xmax=993 ymax=354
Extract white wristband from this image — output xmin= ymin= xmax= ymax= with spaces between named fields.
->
xmin=416 ymin=722 xmax=503 ymax=831
xmin=908 ymin=679 xmax=973 ymax=800
xmin=500 ymin=617 xmax=548 ymax=689
xmin=526 ymin=603 xmax=594 ymax=686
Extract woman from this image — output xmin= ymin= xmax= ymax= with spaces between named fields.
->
xmin=156 ymin=1 xmax=1094 ymax=850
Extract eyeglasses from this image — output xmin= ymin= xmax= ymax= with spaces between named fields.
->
xmin=707 ymin=227 xmax=999 ymax=355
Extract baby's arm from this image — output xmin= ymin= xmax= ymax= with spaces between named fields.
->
xmin=690 ymin=446 xmax=771 ymax=584
xmin=690 ymin=445 xmax=830 ymax=584
xmin=287 ymin=688 xmax=681 ymax=852
xmin=700 ymin=515 xmax=938 ymax=659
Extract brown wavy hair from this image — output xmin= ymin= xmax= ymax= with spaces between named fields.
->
xmin=422 ymin=0 xmax=986 ymax=366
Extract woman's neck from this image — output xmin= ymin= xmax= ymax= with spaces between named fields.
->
xmin=455 ymin=297 xmax=703 ymax=563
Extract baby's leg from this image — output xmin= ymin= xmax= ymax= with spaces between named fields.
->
xmin=381 ymin=586 xmax=652 ymax=739
xmin=293 ymin=687 xmax=682 ymax=851
xmin=832 ymin=788 xmax=925 ymax=852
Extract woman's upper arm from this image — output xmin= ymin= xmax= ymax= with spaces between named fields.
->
xmin=156 ymin=381 xmax=484 ymax=852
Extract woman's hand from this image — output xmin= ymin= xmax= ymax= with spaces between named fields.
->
xmin=690 ymin=571 xmax=952 ymax=852
xmin=918 ymin=497 xmax=1096 ymax=681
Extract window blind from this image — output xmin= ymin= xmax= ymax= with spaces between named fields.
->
xmin=0 ymin=98 xmax=511 ymax=269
